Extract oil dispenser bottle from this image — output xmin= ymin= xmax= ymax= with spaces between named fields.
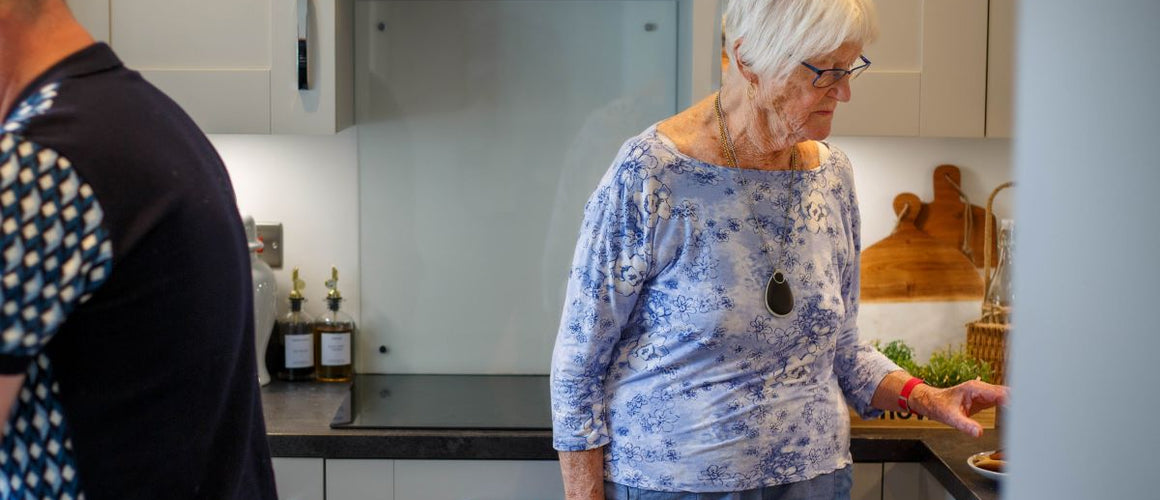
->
xmin=314 ymin=266 xmax=355 ymax=382
xmin=273 ymin=268 xmax=315 ymax=381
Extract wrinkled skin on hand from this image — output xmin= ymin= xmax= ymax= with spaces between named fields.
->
xmin=912 ymin=380 xmax=1010 ymax=437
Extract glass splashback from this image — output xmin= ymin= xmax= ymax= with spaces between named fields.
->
xmin=356 ymin=0 xmax=679 ymax=373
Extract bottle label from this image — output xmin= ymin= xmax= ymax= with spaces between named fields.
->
xmin=285 ymin=335 xmax=314 ymax=369
xmin=321 ymin=331 xmax=351 ymax=366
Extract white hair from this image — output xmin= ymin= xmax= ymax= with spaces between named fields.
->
xmin=724 ymin=0 xmax=878 ymax=85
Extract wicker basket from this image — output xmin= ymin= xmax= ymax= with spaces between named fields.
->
xmin=967 ymin=318 xmax=1009 ymax=384
xmin=966 ymin=183 xmax=1013 ymax=384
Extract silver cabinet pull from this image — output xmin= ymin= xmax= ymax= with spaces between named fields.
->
xmin=297 ymin=0 xmax=311 ymax=90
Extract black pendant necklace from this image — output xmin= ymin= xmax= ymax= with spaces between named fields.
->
xmin=765 ymin=270 xmax=795 ymax=317
xmin=714 ymin=90 xmax=799 ymax=317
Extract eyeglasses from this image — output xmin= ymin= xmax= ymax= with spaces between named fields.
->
xmin=800 ymin=55 xmax=872 ymax=88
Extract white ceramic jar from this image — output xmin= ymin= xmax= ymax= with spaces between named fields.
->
xmin=244 ymin=216 xmax=278 ymax=386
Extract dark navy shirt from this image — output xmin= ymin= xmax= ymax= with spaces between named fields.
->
xmin=0 ymin=43 xmax=276 ymax=499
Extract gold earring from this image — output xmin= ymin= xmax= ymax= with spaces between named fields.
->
xmin=747 ymin=82 xmax=756 ymax=99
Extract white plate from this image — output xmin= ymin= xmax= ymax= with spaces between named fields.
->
xmin=967 ymin=451 xmax=1007 ymax=480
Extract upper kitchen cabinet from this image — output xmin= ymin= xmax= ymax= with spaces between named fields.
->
xmin=66 ymin=0 xmax=352 ymax=135
xmin=831 ymin=0 xmax=1012 ymax=138
xmin=986 ymin=0 xmax=1016 ymax=138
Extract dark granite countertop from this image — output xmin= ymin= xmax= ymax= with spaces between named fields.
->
xmin=262 ymin=377 xmax=1002 ymax=500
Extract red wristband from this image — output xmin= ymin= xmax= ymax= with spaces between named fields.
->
xmin=898 ymin=377 xmax=925 ymax=414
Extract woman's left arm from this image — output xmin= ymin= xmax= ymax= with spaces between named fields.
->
xmin=871 ymin=371 xmax=1009 ymax=437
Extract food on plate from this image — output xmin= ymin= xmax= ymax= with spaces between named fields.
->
xmin=973 ymin=457 xmax=1004 ymax=472
xmin=972 ymin=450 xmax=1007 ymax=473
xmin=969 ymin=449 xmax=1007 ymax=477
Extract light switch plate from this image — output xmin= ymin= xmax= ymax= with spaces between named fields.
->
xmin=255 ymin=222 xmax=283 ymax=269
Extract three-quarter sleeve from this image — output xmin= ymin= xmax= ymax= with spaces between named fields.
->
xmin=550 ymin=143 xmax=659 ymax=452
xmin=831 ymin=161 xmax=900 ymax=419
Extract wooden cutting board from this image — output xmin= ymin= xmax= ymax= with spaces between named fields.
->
xmin=914 ymin=165 xmax=996 ymax=268
xmin=861 ymin=193 xmax=984 ymax=302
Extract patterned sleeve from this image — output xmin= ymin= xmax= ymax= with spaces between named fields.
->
xmin=550 ymin=140 xmax=658 ymax=452
xmin=830 ymin=154 xmax=900 ymax=419
xmin=0 ymin=132 xmax=114 ymax=373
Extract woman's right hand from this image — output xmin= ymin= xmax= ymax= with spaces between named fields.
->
xmin=911 ymin=380 xmax=1009 ymax=437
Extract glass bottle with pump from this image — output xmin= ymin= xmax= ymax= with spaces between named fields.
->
xmin=273 ymin=268 xmax=315 ymax=381
xmin=315 ymin=267 xmax=355 ymax=382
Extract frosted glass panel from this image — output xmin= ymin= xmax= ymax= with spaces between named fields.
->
xmin=357 ymin=0 xmax=678 ymax=373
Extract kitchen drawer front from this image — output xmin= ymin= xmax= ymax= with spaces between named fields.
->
xmin=394 ymin=460 xmax=562 ymax=500
xmin=273 ymin=457 xmax=325 ymax=500
xmin=327 ymin=459 xmax=395 ymax=500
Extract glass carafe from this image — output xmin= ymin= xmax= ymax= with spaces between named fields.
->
xmin=984 ymin=219 xmax=1015 ymax=323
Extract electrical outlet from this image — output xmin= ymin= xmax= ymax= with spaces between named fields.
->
xmin=255 ymin=222 xmax=283 ymax=269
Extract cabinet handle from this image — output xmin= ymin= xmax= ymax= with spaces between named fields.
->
xmin=297 ymin=0 xmax=311 ymax=90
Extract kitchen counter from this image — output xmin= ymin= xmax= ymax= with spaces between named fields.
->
xmin=262 ymin=378 xmax=1002 ymax=500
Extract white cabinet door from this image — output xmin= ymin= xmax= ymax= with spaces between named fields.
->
xmin=273 ymin=457 xmax=326 ymax=500
xmin=72 ymin=0 xmax=351 ymax=135
xmin=986 ymin=0 xmax=1017 ymax=138
xmin=882 ymin=462 xmax=954 ymax=500
xmin=270 ymin=0 xmax=354 ymax=134
xmin=831 ymin=0 xmax=989 ymax=137
xmin=110 ymin=0 xmax=272 ymax=134
xmin=327 ymin=459 xmax=395 ymax=500
xmin=393 ymin=460 xmax=564 ymax=500
xmin=853 ymin=463 xmax=884 ymax=500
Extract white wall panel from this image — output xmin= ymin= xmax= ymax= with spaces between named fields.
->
xmin=66 ymin=0 xmax=109 ymax=42
xmin=356 ymin=0 xmax=678 ymax=374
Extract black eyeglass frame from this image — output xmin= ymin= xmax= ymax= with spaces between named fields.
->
xmin=800 ymin=55 xmax=872 ymax=88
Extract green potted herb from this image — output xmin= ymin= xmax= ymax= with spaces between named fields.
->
xmin=871 ymin=340 xmax=992 ymax=388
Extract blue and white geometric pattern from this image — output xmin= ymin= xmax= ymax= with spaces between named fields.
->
xmin=3 ymin=84 xmax=58 ymax=134
xmin=0 ymin=357 xmax=82 ymax=500
xmin=0 ymin=81 xmax=114 ymax=500
xmin=550 ymin=126 xmax=899 ymax=492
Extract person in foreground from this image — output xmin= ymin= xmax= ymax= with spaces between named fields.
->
xmin=0 ymin=1 xmax=276 ymax=498
xmin=549 ymin=1 xmax=1008 ymax=498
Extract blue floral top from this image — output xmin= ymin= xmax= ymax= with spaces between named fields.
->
xmin=550 ymin=125 xmax=900 ymax=492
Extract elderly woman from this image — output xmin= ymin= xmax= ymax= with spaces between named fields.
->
xmin=549 ymin=0 xmax=1008 ymax=499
